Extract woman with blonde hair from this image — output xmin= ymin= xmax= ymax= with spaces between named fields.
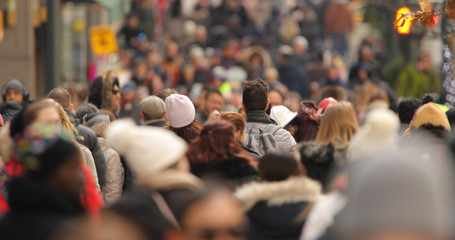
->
xmin=296 ymin=101 xmax=358 ymax=192
xmin=44 ymin=99 xmax=100 ymax=191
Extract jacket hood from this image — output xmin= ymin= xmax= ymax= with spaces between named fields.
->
xmin=235 ymin=176 xmax=322 ymax=211
xmin=89 ymin=71 xmax=119 ymax=112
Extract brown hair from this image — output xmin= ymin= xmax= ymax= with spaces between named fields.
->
xmin=258 ymin=152 xmax=303 ymax=182
xmin=316 ymin=101 xmax=358 ymax=148
xmin=186 ymin=120 xmax=253 ymax=164
xmin=220 ymin=111 xmax=246 ymax=132
xmin=166 ymin=119 xmax=202 ymax=143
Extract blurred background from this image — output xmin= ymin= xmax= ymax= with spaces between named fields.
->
xmin=0 ymin=0 xmax=452 ymax=104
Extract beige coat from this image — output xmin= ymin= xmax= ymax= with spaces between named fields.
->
xmin=98 ymin=137 xmax=123 ymax=204
xmin=79 ymin=144 xmax=100 ymax=191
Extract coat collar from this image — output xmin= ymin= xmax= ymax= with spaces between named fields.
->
xmin=246 ymin=110 xmax=273 ymax=124
xmin=235 ymin=176 xmax=322 ymax=211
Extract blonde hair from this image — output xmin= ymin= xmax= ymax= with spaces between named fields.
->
xmin=316 ymin=101 xmax=358 ymax=148
xmin=44 ymin=99 xmax=77 ymax=139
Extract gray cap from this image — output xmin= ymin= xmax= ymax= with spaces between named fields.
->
xmin=140 ymin=96 xmax=166 ymax=120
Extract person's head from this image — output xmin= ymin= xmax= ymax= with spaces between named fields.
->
xmin=157 ymin=88 xmax=178 ymax=102
xmin=126 ymin=14 xmax=139 ymax=29
xmin=446 ymin=109 xmax=455 ymax=126
xmin=121 ymin=81 xmax=137 ymax=104
xmin=422 ymin=93 xmax=435 ymax=105
xmin=166 ymin=189 xmax=247 ymax=240
xmin=359 ymin=46 xmax=375 ymax=62
xmin=195 ymin=25 xmax=207 ymax=44
xmin=83 ymin=112 xmax=110 ymax=137
xmin=106 ymin=119 xmax=194 ymax=190
xmin=76 ymin=103 xmax=99 ymax=123
xmin=316 ymin=101 xmax=358 ymax=148
xmin=187 ymin=120 xmax=252 ymax=164
xmin=14 ymin=123 xmax=83 ymax=196
xmin=44 ymin=99 xmax=77 ymax=138
xmin=242 ymin=78 xmax=269 ymax=111
xmin=327 ymin=66 xmax=338 ymax=81
xmin=268 ymin=89 xmax=284 ymax=107
xmin=219 ymin=112 xmax=246 ymax=142
xmin=166 ymin=41 xmax=179 ymax=59
xmin=48 ymin=87 xmax=73 ymax=111
xmin=317 ymin=97 xmax=339 ymax=117
xmin=165 ymin=94 xmax=196 ymax=128
xmin=89 ymin=71 xmax=120 ymax=112
xmin=140 ymin=96 xmax=166 ymax=121
xmin=264 ymin=68 xmax=279 ymax=83
xmin=335 ymin=155 xmax=453 ymax=240
xmin=258 ymin=152 xmax=302 ymax=182
xmin=2 ymin=79 xmax=29 ymax=105
xmin=407 ymin=102 xmax=451 ymax=139
xmin=204 ymin=89 xmax=224 ymax=116
xmin=398 ymin=98 xmax=422 ymax=125
xmin=292 ymin=36 xmax=309 ymax=55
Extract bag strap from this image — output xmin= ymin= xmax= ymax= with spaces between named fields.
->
xmin=246 ymin=128 xmax=253 ymax=149
xmin=259 ymin=128 xmax=268 ymax=152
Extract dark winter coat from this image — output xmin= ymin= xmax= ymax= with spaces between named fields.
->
xmin=297 ymin=142 xmax=348 ymax=191
xmin=0 ymin=176 xmax=85 ymax=240
xmin=109 ymin=186 xmax=174 ymax=240
xmin=190 ymin=156 xmax=258 ymax=189
xmin=235 ymin=177 xmax=322 ymax=240
xmin=66 ymin=109 xmax=107 ymax=189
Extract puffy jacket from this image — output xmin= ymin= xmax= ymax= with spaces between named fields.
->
xmin=235 ymin=177 xmax=322 ymax=240
xmin=79 ymin=144 xmax=100 ymax=191
xmin=76 ymin=124 xmax=107 ymax=189
xmin=98 ymin=137 xmax=124 ymax=205
xmin=245 ymin=110 xmax=297 ymax=154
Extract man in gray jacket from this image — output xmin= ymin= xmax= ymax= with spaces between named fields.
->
xmin=242 ymin=79 xmax=296 ymax=155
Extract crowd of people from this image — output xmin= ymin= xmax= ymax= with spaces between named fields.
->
xmin=0 ymin=0 xmax=453 ymax=240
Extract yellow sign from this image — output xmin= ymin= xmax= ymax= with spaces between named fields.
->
xmin=89 ymin=25 xmax=118 ymax=55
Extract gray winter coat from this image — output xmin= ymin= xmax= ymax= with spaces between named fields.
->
xmin=245 ymin=110 xmax=297 ymax=154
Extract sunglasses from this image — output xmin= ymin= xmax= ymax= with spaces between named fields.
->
xmin=112 ymin=89 xmax=120 ymax=95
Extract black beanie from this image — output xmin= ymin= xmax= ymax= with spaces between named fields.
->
xmin=31 ymin=138 xmax=79 ymax=179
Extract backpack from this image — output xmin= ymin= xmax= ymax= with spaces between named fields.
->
xmin=245 ymin=124 xmax=282 ymax=156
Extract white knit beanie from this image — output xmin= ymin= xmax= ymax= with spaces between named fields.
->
xmin=105 ymin=119 xmax=187 ymax=177
xmin=165 ymin=94 xmax=196 ymax=128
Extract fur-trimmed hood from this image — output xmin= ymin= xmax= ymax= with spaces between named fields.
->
xmin=89 ymin=71 xmax=119 ymax=113
xmin=235 ymin=176 xmax=322 ymax=211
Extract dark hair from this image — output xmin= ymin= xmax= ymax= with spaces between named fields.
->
xmin=242 ymin=78 xmax=269 ymax=111
xmin=76 ymin=103 xmax=99 ymax=123
xmin=48 ymin=87 xmax=72 ymax=109
xmin=422 ymin=93 xmax=435 ymax=105
xmin=398 ymin=98 xmax=422 ymax=124
xmin=258 ymin=152 xmax=301 ymax=181
xmin=186 ymin=120 xmax=253 ymax=163
xmin=10 ymin=101 xmax=56 ymax=138
xmin=419 ymin=124 xmax=449 ymax=139
xmin=446 ymin=109 xmax=455 ymax=126
xmin=166 ymin=119 xmax=202 ymax=143
xmin=157 ymin=88 xmax=178 ymax=102
xmin=205 ymin=88 xmax=222 ymax=100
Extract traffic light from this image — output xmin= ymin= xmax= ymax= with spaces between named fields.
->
xmin=396 ymin=7 xmax=412 ymax=34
